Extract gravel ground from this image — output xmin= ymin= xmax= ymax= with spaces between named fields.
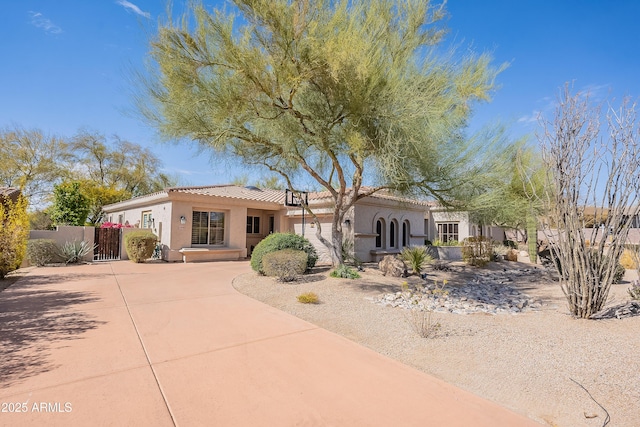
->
xmin=233 ymin=261 xmax=640 ymax=427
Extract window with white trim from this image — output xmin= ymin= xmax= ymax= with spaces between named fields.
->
xmin=437 ymin=222 xmax=458 ymax=243
xmin=142 ymin=211 xmax=153 ymax=229
xmin=192 ymin=211 xmax=225 ymax=245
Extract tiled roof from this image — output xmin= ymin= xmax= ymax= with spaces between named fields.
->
xmin=0 ymin=187 xmax=21 ymax=199
xmin=308 ymin=186 xmax=430 ymax=206
xmin=169 ymin=185 xmax=286 ymax=204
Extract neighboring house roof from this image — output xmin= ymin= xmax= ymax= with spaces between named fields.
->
xmin=0 ymin=187 xmax=21 ymax=203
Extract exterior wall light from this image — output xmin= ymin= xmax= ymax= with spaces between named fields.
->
xmin=180 ymin=215 xmax=187 ymax=225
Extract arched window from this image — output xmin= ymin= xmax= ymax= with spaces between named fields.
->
xmin=402 ymin=220 xmax=410 ymax=247
xmin=375 ymin=219 xmax=384 ymax=248
xmin=390 ymin=220 xmax=397 ymax=248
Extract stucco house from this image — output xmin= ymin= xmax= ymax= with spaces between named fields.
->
xmin=103 ymin=185 xmax=504 ymax=263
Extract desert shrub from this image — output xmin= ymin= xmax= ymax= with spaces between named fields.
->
xmin=628 ymin=280 xmax=640 ymax=300
xmin=462 ymin=236 xmax=493 ymax=267
xmin=251 ymin=232 xmax=317 ymax=274
xmin=406 ymin=309 xmax=441 ymax=338
xmin=0 ymin=196 xmax=29 ymax=279
xmin=330 ymin=264 xmax=360 ymax=279
xmin=505 ymin=248 xmax=518 ymax=262
xmin=503 ymin=240 xmax=517 ymax=249
xmin=401 ymin=246 xmax=432 ymax=275
xmin=60 ymin=240 xmax=95 ymax=264
xmin=432 ymin=239 xmax=459 ymax=247
xmin=124 ymin=231 xmax=157 ymax=263
xmin=553 ymin=250 xmax=625 ymax=284
xmin=262 ymin=249 xmax=308 ymax=282
xmin=341 ymin=237 xmax=362 ymax=267
xmin=27 ymin=239 xmax=62 ymax=266
xmin=297 ymin=292 xmax=319 ymax=304
xmin=619 ymin=248 xmax=639 ymax=270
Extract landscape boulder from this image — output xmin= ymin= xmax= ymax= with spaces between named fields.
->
xmin=379 ymin=255 xmax=408 ymax=277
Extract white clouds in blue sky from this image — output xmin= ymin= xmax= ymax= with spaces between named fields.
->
xmin=116 ymin=0 xmax=150 ymax=19
xmin=28 ymin=11 xmax=62 ymax=34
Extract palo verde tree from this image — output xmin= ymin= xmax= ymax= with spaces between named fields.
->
xmin=141 ymin=0 xmax=503 ymax=264
xmin=539 ymin=85 xmax=640 ymax=318
xmin=467 ymin=138 xmax=547 ymax=260
xmin=0 ymin=126 xmax=71 ymax=208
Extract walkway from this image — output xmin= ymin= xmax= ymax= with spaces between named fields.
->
xmin=0 ymin=261 xmax=540 ymax=426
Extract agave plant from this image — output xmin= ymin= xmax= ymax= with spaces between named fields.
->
xmin=60 ymin=240 xmax=96 ymax=264
xmin=401 ymin=246 xmax=433 ymax=275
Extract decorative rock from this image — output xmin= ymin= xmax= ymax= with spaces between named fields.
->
xmin=374 ymin=268 xmax=544 ymax=315
xmin=590 ymin=301 xmax=640 ymax=319
xmin=378 ymin=255 xmax=408 ymax=277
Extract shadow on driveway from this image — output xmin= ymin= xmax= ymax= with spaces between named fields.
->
xmin=0 ymin=275 xmax=105 ymax=389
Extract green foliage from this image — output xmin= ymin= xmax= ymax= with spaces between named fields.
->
xmin=262 ymin=249 xmax=308 ymax=282
xmin=401 ymin=246 xmax=433 ymax=275
xmin=466 ymin=139 xmax=547 ymax=235
xmin=297 ymin=292 xmax=319 ymax=304
xmin=0 ymin=195 xmax=29 ymax=279
xmin=503 ymin=240 xmax=517 ymax=249
xmin=27 ymin=239 xmax=61 ymax=266
xmin=60 ymin=240 xmax=95 ymax=264
xmin=462 ymin=236 xmax=494 ymax=267
xmin=49 ymin=181 xmax=90 ymax=226
xmin=141 ymin=0 xmax=504 ymax=265
xmin=124 ymin=231 xmax=157 ymax=263
xmin=330 ymin=264 xmax=361 ymax=279
xmin=251 ymin=233 xmax=318 ymax=274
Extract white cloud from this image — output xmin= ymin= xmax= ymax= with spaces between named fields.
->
xmin=116 ymin=0 xmax=151 ymax=19
xmin=517 ymin=111 xmax=540 ymax=124
xmin=28 ymin=11 xmax=62 ymax=34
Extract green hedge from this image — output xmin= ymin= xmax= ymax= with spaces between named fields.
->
xmin=251 ymin=233 xmax=318 ymax=274
xmin=124 ymin=231 xmax=157 ymax=263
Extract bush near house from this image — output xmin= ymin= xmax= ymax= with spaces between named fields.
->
xmin=262 ymin=249 xmax=308 ymax=282
xmin=251 ymin=233 xmax=317 ymax=274
xmin=27 ymin=239 xmax=62 ymax=266
xmin=0 ymin=196 xmax=29 ymax=279
xmin=462 ymin=236 xmax=494 ymax=267
xmin=124 ymin=231 xmax=157 ymax=263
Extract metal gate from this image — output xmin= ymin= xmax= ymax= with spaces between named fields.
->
xmin=94 ymin=228 xmax=121 ymax=261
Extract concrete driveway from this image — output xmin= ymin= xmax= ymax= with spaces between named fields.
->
xmin=0 ymin=261 xmax=539 ymax=426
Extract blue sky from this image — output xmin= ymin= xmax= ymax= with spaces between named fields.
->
xmin=2 ymin=1 xmax=639 ymax=187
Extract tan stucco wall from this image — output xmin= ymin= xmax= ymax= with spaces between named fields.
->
xmin=28 ymin=226 xmax=96 ymax=264
xmin=353 ymin=201 xmax=426 ymax=262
